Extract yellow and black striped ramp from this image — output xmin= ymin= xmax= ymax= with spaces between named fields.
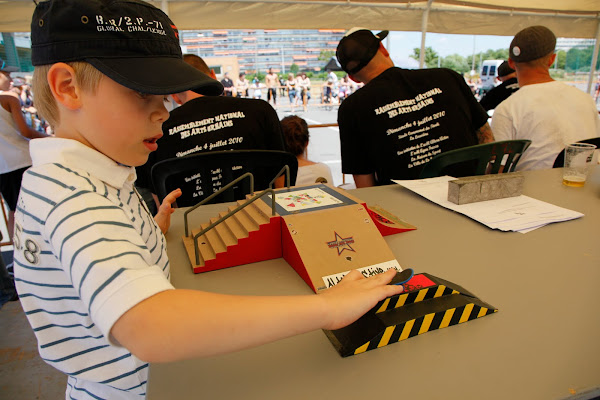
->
xmin=323 ymin=273 xmax=497 ymax=357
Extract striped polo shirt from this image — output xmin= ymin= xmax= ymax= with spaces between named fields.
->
xmin=14 ymin=138 xmax=174 ymax=399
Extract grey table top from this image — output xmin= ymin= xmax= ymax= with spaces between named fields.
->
xmin=148 ymin=167 xmax=600 ymax=400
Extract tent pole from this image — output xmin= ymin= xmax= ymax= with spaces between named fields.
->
xmin=161 ymin=0 xmax=169 ymax=15
xmin=419 ymin=0 xmax=434 ymax=69
xmin=586 ymin=17 xmax=600 ymax=94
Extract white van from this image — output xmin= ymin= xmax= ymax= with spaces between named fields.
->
xmin=480 ymin=60 xmax=504 ymax=91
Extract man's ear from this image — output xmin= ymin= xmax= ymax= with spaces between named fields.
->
xmin=170 ymin=92 xmax=186 ymax=105
xmin=508 ymin=58 xmax=516 ymax=70
xmin=548 ymin=53 xmax=557 ymax=67
xmin=379 ymin=42 xmax=389 ymax=58
xmin=209 ymin=69 xmax=217 ymax=80
xmin=47 ymin=63 xmax=82 ymax=110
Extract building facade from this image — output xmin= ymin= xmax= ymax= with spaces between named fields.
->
xmin=180 ymin=29 xmax=345 ymax=75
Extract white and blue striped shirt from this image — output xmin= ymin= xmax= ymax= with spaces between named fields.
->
xmin=14 ymin=138 xmax=174 ymax=399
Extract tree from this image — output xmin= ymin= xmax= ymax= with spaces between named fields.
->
xmin=290 ymin=63 xmax=299 ymax=75
xmin=555 ymin=50 xmax=567 ymax=70
xmin=440 ymin=54 xmax=469 ymax=74
xmin=564 ymin=46 xmax=600 ymax=72
xmin=410 ymin=46 xmax=439 ymax=67
xmin=318 ymin=50 xmax=335 ymax=62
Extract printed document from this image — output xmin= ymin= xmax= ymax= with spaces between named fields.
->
xmin=393 ymin=176 xmax=583 ymax=233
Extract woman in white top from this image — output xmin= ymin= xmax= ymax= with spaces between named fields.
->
xmin=297 ymin=73 xmax=311 ymax=112
xmin=235 ymin=72 xmax=249 ymax=98
xmin=285 ymin=73 xmax=298 ymax=113
xmin=0 ymin=60 xmax=49 ymax=237
xmin=280 ymin=115 xmax=333 ymax=186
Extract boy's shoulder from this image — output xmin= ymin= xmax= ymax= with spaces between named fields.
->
xmin=21 ymin=162 xmax=101 ymax=209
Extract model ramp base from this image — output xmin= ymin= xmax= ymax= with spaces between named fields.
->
xmin=323 ymin=273 xmax=497 ymax=357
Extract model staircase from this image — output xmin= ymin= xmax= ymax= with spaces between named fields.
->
xmin=183 ymin=197 xmax=283 ymax=273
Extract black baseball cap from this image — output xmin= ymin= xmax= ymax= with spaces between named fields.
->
xmin=31 ymin=0 xmax=223 ymax=96
xmin=497 ymin=61 xmax=515 ymax=78
xmin=336 ymin=27 xmax=389 ymax=75
xmin=509 ymin=25 xmax=556 ymax=63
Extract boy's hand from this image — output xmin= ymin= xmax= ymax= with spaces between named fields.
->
xmin=154 ymin=188 xmax=182 ymax=234
xmin=319 ymin=268 xmax=404 ymax=331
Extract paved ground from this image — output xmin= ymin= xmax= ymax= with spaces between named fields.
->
xmin=271 ymin=98 xmax=355 ymax=189
xmin=0 ymin=301 xmax=67 ymax=400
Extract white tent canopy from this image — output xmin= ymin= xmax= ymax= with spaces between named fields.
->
xmin=2 ymin=0 xmax=600 ymax=87
xmin=1 ymin=0 xmax=599 ymax=36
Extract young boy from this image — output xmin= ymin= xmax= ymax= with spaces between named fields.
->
xmin=14 ymin=1 xmax=404 ymax=399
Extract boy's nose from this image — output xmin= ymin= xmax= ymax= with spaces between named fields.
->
xmin=154 ymin=102 xmax=170 ymax=123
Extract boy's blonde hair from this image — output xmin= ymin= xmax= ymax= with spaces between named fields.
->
xmin=32 ymin=62 xmax=103 ymax=127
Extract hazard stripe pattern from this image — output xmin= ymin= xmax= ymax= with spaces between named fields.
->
xmin=355 ymin=303 xmax=497 ymax=354
xmin=376 ymin=285 xmax=459 ymax=313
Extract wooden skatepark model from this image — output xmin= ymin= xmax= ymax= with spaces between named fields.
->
xmin=181 ymin=181 xmax=497 ymax=355
xmin=181 ymin=183 xmax=415 ymax=291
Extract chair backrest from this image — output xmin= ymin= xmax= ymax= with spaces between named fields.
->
xmin=552 ymin=137 xmax=600 ymax=168
xmin=418 ymin=140 xmax=532 ymax=179
xmin=151 ymin=150 xmax=298 ymax=207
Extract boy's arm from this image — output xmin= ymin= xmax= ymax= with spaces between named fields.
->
xmin=111 ymin=268 xmax=403 ymax=363
xmin=0 ymin=95 xmax=48 ymax=139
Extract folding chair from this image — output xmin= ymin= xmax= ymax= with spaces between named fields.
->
xmin=151 ymin=150 xmax=298 ymax=207
xmin=419 ymin=140 xmax=531 ymax=179
xmin=552 ymin=137 xmax=600 ymax=168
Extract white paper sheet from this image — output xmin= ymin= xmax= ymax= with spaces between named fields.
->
xmin=393 ymin=176 xmax=584 ymax=233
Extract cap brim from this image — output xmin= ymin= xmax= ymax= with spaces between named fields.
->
xmin=87 ymin=56 xmax=224 ymax=96
xmin=377 ymin=30 xmax=389 ymax=41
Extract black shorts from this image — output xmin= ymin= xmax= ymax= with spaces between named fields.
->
xmin=0 ymin=167 xmax=28 ymax=211
xmin=268 ymin=88 xmax=277 ymax=100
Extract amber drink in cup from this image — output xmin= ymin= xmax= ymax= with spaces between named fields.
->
xmin=562 ymin=143 xmax=596 ymax=187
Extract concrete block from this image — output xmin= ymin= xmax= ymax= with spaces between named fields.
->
xmin=447 ymin=173 xmax=524 ymax=205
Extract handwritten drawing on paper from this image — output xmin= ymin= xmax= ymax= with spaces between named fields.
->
xmin=275 ymin=188 xmax=343 ymax=212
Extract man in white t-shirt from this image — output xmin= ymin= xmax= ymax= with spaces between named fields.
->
xmin=491 ymin=25 xmax=600 ymax=170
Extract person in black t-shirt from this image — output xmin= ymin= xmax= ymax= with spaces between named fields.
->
xmin=479 ymin=61 xmax=519 ymax=112
xmin=220 ymin=72 xmax=235 ymax=97
xmin=335 ymin=27 xmax=494 ymax=187
xmin=136 ymin=55 xmax=286 ymax=205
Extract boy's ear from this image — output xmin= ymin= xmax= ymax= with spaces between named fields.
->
xmin=47 ymin=63 xmax=82 ymax=110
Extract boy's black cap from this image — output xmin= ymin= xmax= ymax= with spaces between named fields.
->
xmin=336 ymin=27 xmax=389 ymax=75
xmin=509 ymin=25 xmax=556 ymax=63
xmin=31 ymin=0 xmax=223 ymax=96
xmin=497 ymin=61 xmax=515 ymax=78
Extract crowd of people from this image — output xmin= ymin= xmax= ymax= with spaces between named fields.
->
xmin=1 ymin=1 xmax=599 ymax=397
xmin=218 ymin=67 xmax=362 ymax=110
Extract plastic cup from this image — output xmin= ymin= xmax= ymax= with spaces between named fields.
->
xmin=562 ymin=143 xmax=596 ymax=187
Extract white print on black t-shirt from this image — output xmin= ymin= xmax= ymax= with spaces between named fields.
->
xmin=374 ymin=88 xmax=442 ymax=118
xmin=175 ymin=136 xmax=244 ymax=157
xmin=396 ymin=135 xmax=449 ymax=169
xmin=168 ymin=111 xmax=246 ymax=139
xmin=387 ymin=111 xmax=445 ymax=136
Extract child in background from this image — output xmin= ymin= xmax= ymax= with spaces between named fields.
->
xmin=14 ymin=1 xmax=404 ymax=399
xmin=281 ymin=115 xmax=334 ymax=185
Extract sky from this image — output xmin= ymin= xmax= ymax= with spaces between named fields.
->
xmin=386 ymin=31 xmax=513 ymax=64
